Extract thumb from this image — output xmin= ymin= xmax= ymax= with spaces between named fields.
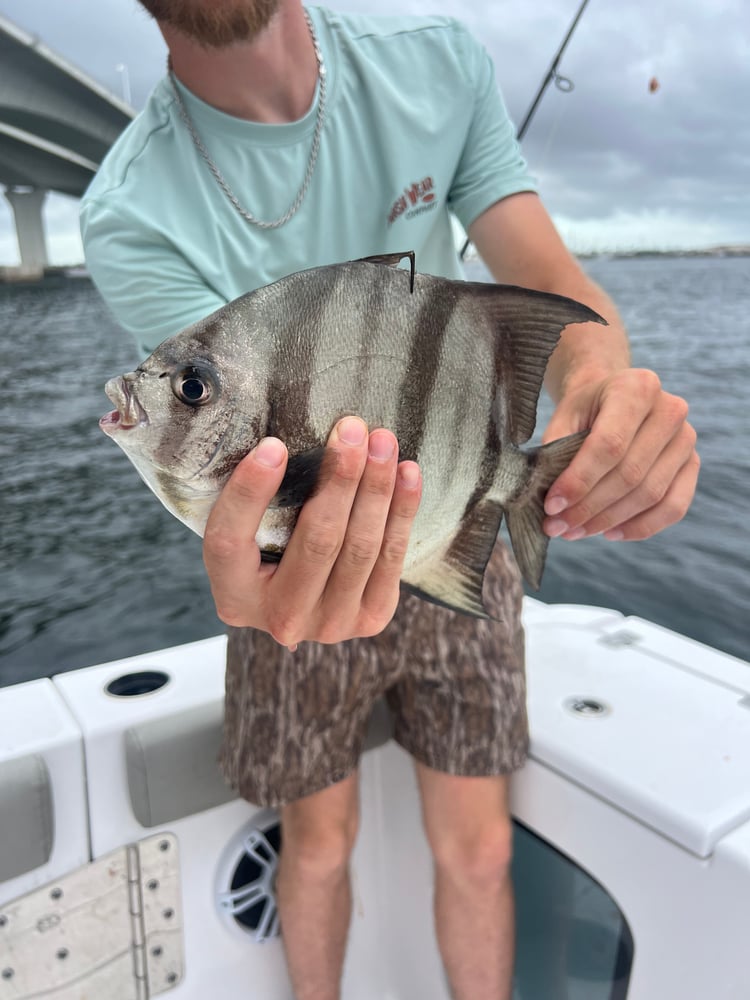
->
xmin=541 ymin=395 xmax=584 ymax=445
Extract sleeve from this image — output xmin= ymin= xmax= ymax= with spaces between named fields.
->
xmin=447 ymin=27 xmax=538 ymax=231
xmin=80 ymin=197 xmax=226 ymax=359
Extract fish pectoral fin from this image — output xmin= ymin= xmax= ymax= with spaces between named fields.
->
xmin=355 ymin=251 xmax=416 ymax=292
xmin=271 ymin=445 xmax=327 ymax=507
xmin=401 ymin=500 xmax=504 ymax=619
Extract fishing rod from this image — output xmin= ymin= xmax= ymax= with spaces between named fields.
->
xmin=459 ymin=0 xmax=594 ymax=259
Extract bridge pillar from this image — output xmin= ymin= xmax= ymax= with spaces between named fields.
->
xmin=4 ymin=187 xmax=48 ymax=277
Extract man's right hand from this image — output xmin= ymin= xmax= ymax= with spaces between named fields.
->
xmin=203 ymin=416 xmax=422 ymax=648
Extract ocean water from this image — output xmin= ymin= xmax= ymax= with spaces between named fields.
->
xmin=0 ymin=256 xmax=748 ymax=687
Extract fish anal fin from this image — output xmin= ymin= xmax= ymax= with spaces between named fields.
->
xmin=402 ymin=500 xmax=504 ymax=619
xmin=505 ymin=430 xmax=589 ymax=589
xmin=400 ymin=582 xmax=490 ymax=619
xmin=355 ymin=251 xmax=415 ymax=292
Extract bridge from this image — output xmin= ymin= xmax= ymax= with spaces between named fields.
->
xmin=0 ymin=13 xmax=134 ymax=277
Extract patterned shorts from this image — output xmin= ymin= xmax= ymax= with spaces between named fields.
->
xmin=219 ymin=540 xmax=528 ymax=807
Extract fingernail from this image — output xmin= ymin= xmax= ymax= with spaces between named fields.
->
xmin=604 ymin=529 xmax=625 ymax=541
xmin=338 ymin=416 xmax=367 ymax=445
xmin=564 ymin=527 xmax=587 ymax=541
xmin=545 ymin=495 xmax=568 ymax=516
xmin=368 ymin=429 xmax=396 ymax=461
xmin=254 ymin=437 xmax=286 ymax=468
xmin=398 ymin=462 xmax=420 ymax=489
xmin=545 ymin=518 xmax=568 ymax=538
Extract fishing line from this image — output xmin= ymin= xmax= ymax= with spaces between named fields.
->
xmin=459 ymin=0 xmax=593 ymax=260
xmin=536 ymin=83 xmax=572 ymax=177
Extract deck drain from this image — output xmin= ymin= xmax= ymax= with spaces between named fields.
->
xmin=564 ymin=697 xmax=611 ymax=718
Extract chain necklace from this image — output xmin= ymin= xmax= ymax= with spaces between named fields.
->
xmin=167 ymin=9 xmax=326 ymax=230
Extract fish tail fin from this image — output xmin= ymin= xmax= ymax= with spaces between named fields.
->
xmin=504 ymin=430 xmax=589 ymax=590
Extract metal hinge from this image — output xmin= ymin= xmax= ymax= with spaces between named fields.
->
xmin=0 ymin=833 xmax=183 ymax=999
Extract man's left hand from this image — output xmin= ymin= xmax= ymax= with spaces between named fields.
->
xmin=541 ymin=367 xmax=700 ymax=542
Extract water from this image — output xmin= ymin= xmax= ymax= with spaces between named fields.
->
xmin=1 ymin=257 xmax=748 ymax=687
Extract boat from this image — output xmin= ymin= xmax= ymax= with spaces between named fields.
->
xmin=1 ymin=596 xmax=748 ymax=999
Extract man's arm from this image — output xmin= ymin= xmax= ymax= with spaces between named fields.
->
xmin=469 ymin=192 xmax=699 ymax=542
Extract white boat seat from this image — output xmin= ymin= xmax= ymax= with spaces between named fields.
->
xmin=0 ymin=754 xmax=54 ymax=881
xmin=125 ymin=697 xmax=394 ymax=826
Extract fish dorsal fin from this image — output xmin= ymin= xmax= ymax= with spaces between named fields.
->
xmin=475 ymin=284 xmax=606 ymax=445
xmin=354 ymin=251 xmax=415 ymax=292
xmin=400 ymin=499 xmax=504 ymax=619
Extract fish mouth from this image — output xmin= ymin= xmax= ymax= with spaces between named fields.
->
xmin=99 ymin=375 xmax=148 ymax=435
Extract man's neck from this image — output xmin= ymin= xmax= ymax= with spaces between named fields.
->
xmin=163 ymin=1 xmax=318 ymax=124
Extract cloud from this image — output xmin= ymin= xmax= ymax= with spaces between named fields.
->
xmin=513 ymin=0 xmax=750 ymax=247
xmin=1 ymin=0 xmax=748 ymax=262
xmin=554 ymin=208 xmax=742 ymax=255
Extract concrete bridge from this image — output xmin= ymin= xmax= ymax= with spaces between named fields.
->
xmin=0 ymin=13 xmax=134 ymax=277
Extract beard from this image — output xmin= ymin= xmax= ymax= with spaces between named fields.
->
xmin=139 ymin=0 xmax=282 ymax=47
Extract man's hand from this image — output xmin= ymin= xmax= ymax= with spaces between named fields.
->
xmin=542 ymin=368 xmax=699 ymax=542
xmin=203 ymin=416 xmax=422 ymax=648
xmin=469 ymin=195 xmax=699 ymax=543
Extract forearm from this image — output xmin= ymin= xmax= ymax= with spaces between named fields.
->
xmin=542 ymin=275 xmax=630 ymax=405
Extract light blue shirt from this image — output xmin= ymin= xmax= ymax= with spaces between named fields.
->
xmin=80 ymin=7 xmax=537 ymax=356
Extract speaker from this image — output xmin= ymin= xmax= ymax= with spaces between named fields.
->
xmin=216 ymin=809 xmax=282 ymax=943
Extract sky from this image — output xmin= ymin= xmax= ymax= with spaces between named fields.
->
xmin=1 ymin=0 xmax=749 ymax=264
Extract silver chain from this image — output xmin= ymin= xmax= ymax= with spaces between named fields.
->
xmin=167 ymin=9 xmax=326 ymax=230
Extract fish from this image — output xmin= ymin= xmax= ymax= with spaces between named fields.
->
xmin=100 ymin=252 xmax=606 ymax=618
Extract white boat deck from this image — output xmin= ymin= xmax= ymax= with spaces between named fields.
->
xmin=1 ymin=598 xmax=748 ymax=999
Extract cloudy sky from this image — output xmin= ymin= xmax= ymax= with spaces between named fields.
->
xmin=1 ymin=0 xmax=748 ymax=264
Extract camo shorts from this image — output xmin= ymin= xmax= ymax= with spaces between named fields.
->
xmin=219 ymin=540 xmax=528 ymax=807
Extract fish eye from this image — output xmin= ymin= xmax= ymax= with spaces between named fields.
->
xmin=171 ymin=366 xmax=215 ymax=407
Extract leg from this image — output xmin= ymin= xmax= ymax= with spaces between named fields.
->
xmin=416 ymin=764 xmax=515 ymax=1000
xmin=276 ymin=773 xmax=360 ymax=1000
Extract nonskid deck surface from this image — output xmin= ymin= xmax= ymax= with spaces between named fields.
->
xmin=1 ymin=599 xmax=749 ymax=999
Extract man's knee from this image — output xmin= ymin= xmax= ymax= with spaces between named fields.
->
xmin=417 ymin=769 xmax=514 ymax=888
xmin=427 ymin=813 xmax=514 ymax=889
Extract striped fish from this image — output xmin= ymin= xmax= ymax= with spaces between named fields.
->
xmin=100 ymin=253 xmax=605 ymax=617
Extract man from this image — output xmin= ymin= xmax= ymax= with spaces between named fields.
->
xmin=80 ymin=3 xmax=699 ymax=998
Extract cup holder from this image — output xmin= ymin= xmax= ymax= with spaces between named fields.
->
xmin=105 ymin=670 xmax=171 ymax=698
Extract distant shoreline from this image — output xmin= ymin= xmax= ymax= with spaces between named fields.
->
xmin=0 ymin=265 xmax=91 ymax=285
xmin=460 ymin=243 xmax=750 ymax=265
xmin=577 ymin=245 xmax=750 ymax=261
xmin=1 ymin=247 xmax=748 ymax=284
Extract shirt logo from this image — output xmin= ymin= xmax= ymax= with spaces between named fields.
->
xmin=388 ymin=176 xmax=437 ymax=225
